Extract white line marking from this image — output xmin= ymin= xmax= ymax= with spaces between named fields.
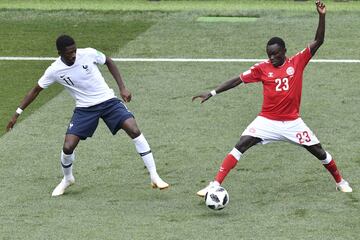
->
xmin=0 ymin=56 xmax=359 ymax=63
xmin=0 ymin=57 xmax=57 ymax=61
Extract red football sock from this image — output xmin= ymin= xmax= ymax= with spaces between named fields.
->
xmin=323 ymin=159 xmax=342 ymax=183
xmin=215 ymin=154 xmax=238 ymax=184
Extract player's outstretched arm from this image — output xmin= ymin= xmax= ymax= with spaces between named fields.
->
xmin=105 ymin=56 xmax=132 ymax=103
xmin=309 ymin=0 xmax=326 ymax=56
xmin=6 ymin=84 xmax=43 ymax=131
xmin=192 ymin=76 xmax=243 ymax=104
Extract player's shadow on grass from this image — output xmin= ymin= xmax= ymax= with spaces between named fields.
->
xmin=196 ymin=201 xmax=231 ymax=217
xmin=53 ymin=185 xmax=91 ymax=197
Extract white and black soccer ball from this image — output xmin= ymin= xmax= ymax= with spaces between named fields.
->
xmin=205 ymin=186 xmax=229 ymax=210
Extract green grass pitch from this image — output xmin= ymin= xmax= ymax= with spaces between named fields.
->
xmin=0 ymin=1 xmax=360 ymax=239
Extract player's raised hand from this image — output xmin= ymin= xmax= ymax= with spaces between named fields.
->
xmin=315 ymin=0 xmax=326 ymax=15
xmin=192 ymin=92 xmax=212 ymax=104
xmin=120 ymin=88 xmax=132 ymax=102
xmin=6 ymin=115 xmax=18 ymax=132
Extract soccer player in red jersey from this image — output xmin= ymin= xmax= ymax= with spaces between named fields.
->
xmin=193 ymin=0 xmax=352 ymax=195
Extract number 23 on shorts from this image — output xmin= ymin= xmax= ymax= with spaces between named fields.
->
xmin=296 ymin=131 xmax=311 ymax=144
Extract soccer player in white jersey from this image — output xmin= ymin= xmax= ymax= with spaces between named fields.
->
xmin=193 ymin=0 xmax=352 ymax=196
xmin=6 ymin=35 xmax=169 ymax=196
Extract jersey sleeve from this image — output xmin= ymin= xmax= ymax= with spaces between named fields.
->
xmin=37 ymin=66 xmax=56 ymax=89
xmin=240 ymin=63 xmax=263 ymax=83
xmin=293 ymin=47 xmax=312 ymax=69
xmin=86 ymin=48 xmax=106 ymax=65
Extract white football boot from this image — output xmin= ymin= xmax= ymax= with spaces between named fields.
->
xmin=151 ymin=176 xmax=169 ymax=190
xmin=196 ymin=181 xmax=220 ymax=197
xmin=336 ymin=179 xmax=353 ymax=193
xmin=51 ymin=176 xmax=75 ymax=197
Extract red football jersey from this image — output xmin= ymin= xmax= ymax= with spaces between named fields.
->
xmin=240 ymin=47 xmax=312 ymax=121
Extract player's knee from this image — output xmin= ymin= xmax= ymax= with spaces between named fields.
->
xmin=63 ymin=144 xmax=75 ymax=155
xmin=320 ymin=151 xmax=332 ymax=164
xmin=122 ymin=118 xmax=141 ymax=138
xmin=315 ymin=146 xmax=326 ymax=159
xmin=317 ymin=150 xmax=327 ymax=161
xmin=235 ymin=145 xmax=247 ymax=154
xmin=313 ymin=151 xmax=326 ymax=160
xmin=235 ymin=143 xmax=254 ymax=154
xmin=308 ymin=145 xmax=326 ymax=160
xmin=123 ymin=123 xmax=141 ymax=139
xmin=128 ymin=127 xmax=141 ymax=139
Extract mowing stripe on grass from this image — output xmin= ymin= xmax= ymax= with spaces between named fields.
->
xmin=1 ymin=56 xmax=360 ymax=63
xmin=197 ymin=16 xmax=258 ymax=23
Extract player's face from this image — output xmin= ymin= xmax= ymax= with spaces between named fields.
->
xmin=60 ymin=44 xmax=77 ymax=66
xmin=266 ymin=44 xmax=286 ymax=67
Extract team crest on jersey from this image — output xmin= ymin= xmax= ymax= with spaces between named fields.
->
xmin=286 ymin=67 xmax=294 ymax=75
xmin=82 ymin=65 xmax=90 ymax=73
xmin=268 ymin=72 xmax=274 ymax=78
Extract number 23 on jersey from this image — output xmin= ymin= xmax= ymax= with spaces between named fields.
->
xmin=275 ymin=77 xmax=289 ymax=92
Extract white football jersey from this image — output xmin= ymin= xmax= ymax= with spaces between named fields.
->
xmin=38 ymin=48 xmax=115 ymax=107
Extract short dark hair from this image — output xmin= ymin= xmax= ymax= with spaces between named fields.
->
xmin=56 ymin=35 xmax=75 ymax=52
xmin=267 ymin=37 xmax=286 ymax=49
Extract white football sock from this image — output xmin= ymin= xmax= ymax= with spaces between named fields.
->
xmin=230 ymin=148 xmax=242 ymax=160
xmin=61 ymin=151 xmax=74 ymax=180
xmin=132 ymin=134 xmax=158 ymax=180
xmin=320 ymin=151 xmax=332 ymax=164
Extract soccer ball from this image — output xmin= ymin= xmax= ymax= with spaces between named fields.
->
xmin=205 ymin=186 xmax=229 ymax=210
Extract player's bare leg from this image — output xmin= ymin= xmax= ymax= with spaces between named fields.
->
xmin=304 ymin=144 xmax=352 ymax=192
xmin=52 ymin=134 xmax=79 ymax=196
xmin=122 ymin=118 xmax=169 ymax=190
xmin=197 ymin=136 xmax=262 ymax=197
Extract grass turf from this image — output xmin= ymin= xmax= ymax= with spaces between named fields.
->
xmin=0 ymin=1 xmax=360 ymax=239
xmin=1 ymin=0 xmax=360 ymax=11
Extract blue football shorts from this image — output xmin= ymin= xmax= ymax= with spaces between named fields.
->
xmin=66 ymin=98 xmax=134 ymax=140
